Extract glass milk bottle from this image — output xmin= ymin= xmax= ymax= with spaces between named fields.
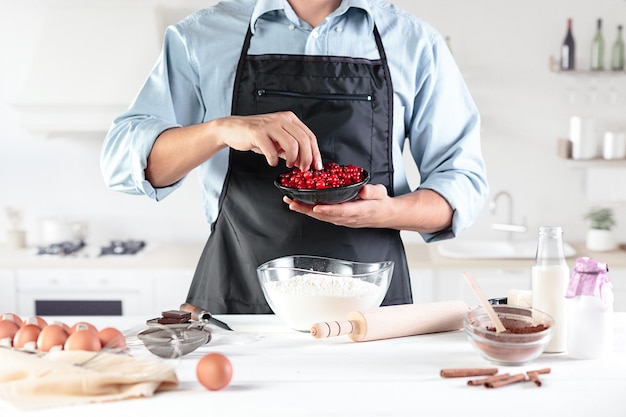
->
xmin=531 ymin=226 xmax=569 ymax=353
xmin=566 ymin=257 xmax=614 ymax=359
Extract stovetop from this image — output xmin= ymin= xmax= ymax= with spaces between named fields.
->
xmin=36 ymin=240 xmax=86 ymax=256
xmin=99 ymin=240 xmax=146 ymax=256
xmin=36 ymin=240 xmax=147 ymax=257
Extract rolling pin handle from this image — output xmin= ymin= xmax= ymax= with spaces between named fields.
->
xmin=310 ymin=320 xmax=354 ymax=339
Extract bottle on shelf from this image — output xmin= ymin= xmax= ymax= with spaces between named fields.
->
xmin=531 ymin=226 xmax=569 ymax=353
xmin=560 ymin=18 xmax=575 ymax=70
xmin=590 ymin=18 xmax=605 ymax=70
xmin=611 ymin=24 xmax=624 ymax=71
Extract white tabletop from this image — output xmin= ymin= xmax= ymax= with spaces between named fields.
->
xmin=2 ymin=313 xmax=626 ymax=417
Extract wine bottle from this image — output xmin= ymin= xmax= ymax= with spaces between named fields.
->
xmin=611 ymin=25 xmax=624 ymax=71
xmin=590 ymin=18 xmax=605 ymax=70
xmin=560 ymin=18 xmax=575 ymax=70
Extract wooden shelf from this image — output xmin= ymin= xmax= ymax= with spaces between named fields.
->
xmin=563 ymin=158 xmax=626 ymax=168
xmin=551 ymin=69 xmax=626 ymax=76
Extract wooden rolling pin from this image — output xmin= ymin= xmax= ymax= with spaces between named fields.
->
xmin=310 ymin=300 xmax=469 ymax=342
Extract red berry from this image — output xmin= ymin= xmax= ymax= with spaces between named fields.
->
xmin=279 ymin=162 xmax=365 ymax=190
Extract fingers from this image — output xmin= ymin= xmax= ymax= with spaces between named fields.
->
xmin=214 ymin=112 xmax=320 ymax=170
xmin=270 ymin=112 xmax=319 ymax=170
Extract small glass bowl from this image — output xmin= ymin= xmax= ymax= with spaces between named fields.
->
xmin=257 ymin=255 xmax=392 ymax=331
xmin=464 ymin=305 xmax=554 ymax=366
xmin=274 ymin=170 xmax=370 ymax=205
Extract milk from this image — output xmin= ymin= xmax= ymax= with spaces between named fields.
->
xmin=532 ymin=264 xmax=569 ymax=353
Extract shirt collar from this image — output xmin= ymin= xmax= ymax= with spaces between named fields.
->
xmin=250 ymin=0 xmax=374 ymax=34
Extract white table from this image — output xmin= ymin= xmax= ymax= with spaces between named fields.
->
xmin=2 ymin=314 xmax=626 ymax=417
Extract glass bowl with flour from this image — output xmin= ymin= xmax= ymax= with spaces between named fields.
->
xmin=257 ymin=255 xmax=393 ymax=331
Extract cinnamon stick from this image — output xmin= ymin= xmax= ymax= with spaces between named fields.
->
xmin=467 ymin=373 xmax=511 ymax=386
xmin=527 ymin=367 xmax=551 ymax=375
xmin=485 ymin=373 xmax=526 ymax=388
xmin=440 ymin=368 xmax=498 ymax=378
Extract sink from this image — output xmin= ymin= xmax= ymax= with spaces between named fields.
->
xmin=437 ymin=239 xmax=577 ymax=259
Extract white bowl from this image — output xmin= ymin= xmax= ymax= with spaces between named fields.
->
xmin=257 ymin=255 xmax=393 ymax=331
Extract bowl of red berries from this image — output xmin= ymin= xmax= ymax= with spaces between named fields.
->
xmin=275 ymin=162 xmax=370 ymax=205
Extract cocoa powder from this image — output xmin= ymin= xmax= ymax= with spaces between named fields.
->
xmin=486 ymin=324 xmax=548 ymax=334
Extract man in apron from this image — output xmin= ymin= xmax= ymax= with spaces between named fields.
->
xmin=101 ymin=1 xmax=488 ymax=314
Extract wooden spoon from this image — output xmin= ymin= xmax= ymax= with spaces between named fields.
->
xmin=463 ymin=271 xmax=507 ymax=333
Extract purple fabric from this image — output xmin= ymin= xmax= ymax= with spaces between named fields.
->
xmin=566 ymin=257 xmax=612 ymax=307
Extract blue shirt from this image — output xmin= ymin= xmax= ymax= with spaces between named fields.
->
xmin=100 ymin=0 xmax=488 ymax=242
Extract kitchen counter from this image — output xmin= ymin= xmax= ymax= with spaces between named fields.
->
xmin=415 ymin=242 xmax=626 ymax=269
xmin=2 ymin=314 xmax=625 ymax=417
xmin=1 ymin=241 xmax=624 ymax=269
xmin=0 ymin=243 xmax=205 ymax=269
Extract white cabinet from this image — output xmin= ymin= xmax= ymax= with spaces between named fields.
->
xmin=13 ymin=268 xmax=194 ymax=317
xmin=153 ymin=268 xmax=195 ymax=311
xmin=0 ymin=269 xmax=17 ymax=313
xmin=610 ymin=269 xmax=626 ymax=312
xmin=411 ymin=268 xmax=531 ymax=307
xmin=412 ymin=267 xmax=626 ymax=312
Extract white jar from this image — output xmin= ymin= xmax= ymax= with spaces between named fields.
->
xmin=566 ymin=257 xmax=614 ymax=359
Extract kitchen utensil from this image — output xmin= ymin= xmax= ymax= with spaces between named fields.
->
xmin=38 ymin=218 xmax=86 ymax=245
xmin=310 ymin=300 xmax=468 ymax=342
xmin=257 ymin=255 xmax=392 ymax=331
xmin=463 ymin=271 xmax=506 ymax=333
xmin=464 ymin=305 xmax=554 ymax=366
xmin=274 ymin=170 xmax=370 ymax=205
xmin=179 ymin=303 xmax=233 ymax=331
xmin=138 ymin=322 xmax=210 ymax=358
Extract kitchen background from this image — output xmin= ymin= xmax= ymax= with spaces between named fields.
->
xmin=1 ymin=0 xmax=625 ymax=248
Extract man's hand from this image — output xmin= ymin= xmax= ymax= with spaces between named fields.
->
xmin=283 ymin=185 xmax=453 ymax=233
xmin=214 ymin=111 xmax=322 ymax=171
xmin=284 ymin=184 xmax=391 ymax=228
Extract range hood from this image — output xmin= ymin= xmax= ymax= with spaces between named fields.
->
xmin=7 ymin=0 xmax=202 ymax=138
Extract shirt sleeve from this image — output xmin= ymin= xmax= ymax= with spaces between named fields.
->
xmin=100 ymin=24 xmax=203 ymax=201
xmin=407 ymin=34 xmax=489 ymax=243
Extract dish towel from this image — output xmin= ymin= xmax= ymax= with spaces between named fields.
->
xmin=0 ymin=348 xmax=179 ymax=410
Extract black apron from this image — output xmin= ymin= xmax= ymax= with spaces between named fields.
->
xmin=186 ymin=24 xmax=412 ymax=313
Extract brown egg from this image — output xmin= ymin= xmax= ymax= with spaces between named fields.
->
xmin=1 ymin=313 xmax=22 ymax=326
xmin=196 ymin=353 xmax=233 ymax=391
xmin=13 ymin=324 xmax=42 ymax=349
xmin=0 ymin=320 xmax=20 ymax=344
xmin=64 ymin=329 xmax=101 ymax=352
xmin=98 ymin=327 xmax=126 ymax=349
xmin=37 ymin=324 xmax=69 ymax=352
xmin=22 ymin=316 xmax=48 ymax=329
xmin=69 ymin=321 xmax=98 ymax=334
xmin=52 ymin=321 xmax=71 ymax=334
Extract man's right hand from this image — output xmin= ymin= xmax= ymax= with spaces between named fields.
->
xmin=146 ymin=111 xmax=322 ymax=188
xmin=213 ymin=111 xmax=322 ymax=171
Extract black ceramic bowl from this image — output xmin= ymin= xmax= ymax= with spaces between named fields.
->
xmin=274 ymin=170 xmax=370 ymax=205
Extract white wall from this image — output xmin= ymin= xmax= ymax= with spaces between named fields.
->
xmin=1 ymin=0 xmax=625 ymax=247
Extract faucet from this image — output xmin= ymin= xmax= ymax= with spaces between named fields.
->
xmin=489 ymin=191 xmax=527 ymax=240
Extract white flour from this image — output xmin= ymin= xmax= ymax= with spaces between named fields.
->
xmin=264 ymin=273 xmax=383 ymax=331
xmin=265 ymin=273 xmax=380 ymax=297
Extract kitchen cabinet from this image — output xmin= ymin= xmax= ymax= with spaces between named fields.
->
xmin=610 ymin=268 xmax=626 ymax=311
xmin=153 ymin=268 xmax=196 ymax=311
xmin=417 ymin=267 xmax=626 ymax=311
xmin=13 ymin=268 xmax=194 ymax=317
xmin=423 ymin=268 xmax=530 ymax=307
xmin=0 ymin=269 xmax=17 ymax=313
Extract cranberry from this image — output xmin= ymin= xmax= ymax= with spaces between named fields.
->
xmin=278 ymin=162 xmax=366 ymax=190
